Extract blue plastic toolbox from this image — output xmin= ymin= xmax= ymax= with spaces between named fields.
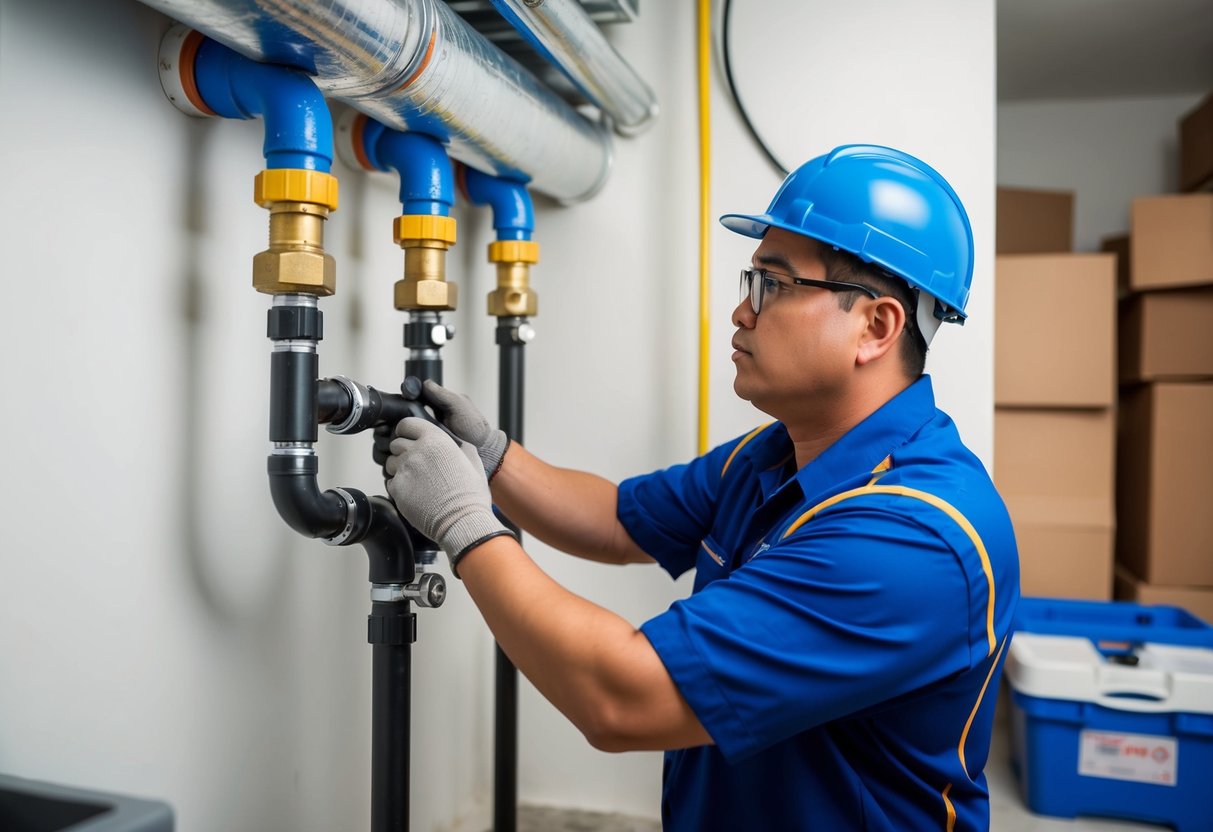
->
xmin=1007 ymin=598 xmax=1213 ymax=831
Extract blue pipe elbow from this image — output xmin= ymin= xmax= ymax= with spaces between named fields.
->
xmin=193 ymin=37 xmax=333 ymax=172
xmin=461 ymin=166 xmax=534 ymax=241
xmin=359 ymin=122 xmax=454 ymax=217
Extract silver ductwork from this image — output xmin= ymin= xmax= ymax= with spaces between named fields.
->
xmin=139 ymin=0 xmax=614 ymax=202
xmin=488 ymin=0 xmax=657 ymax=135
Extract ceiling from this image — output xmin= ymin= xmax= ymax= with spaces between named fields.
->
xmin=998 ymin=0 xmax=1213 ymax=101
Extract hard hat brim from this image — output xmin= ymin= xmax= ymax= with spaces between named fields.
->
xmin=719 ymin=212 xmax=773 ymax=239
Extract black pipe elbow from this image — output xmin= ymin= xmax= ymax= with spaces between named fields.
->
xmin=363 ymin=496 xmax=415 ymax=584
xmin=267 ymin=453 xmax=351 ymax=539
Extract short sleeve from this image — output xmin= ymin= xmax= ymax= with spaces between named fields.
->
xmin=640 ymin=502 xmax=973 ymax=762
xmin=617 ymin=438 xmax=740 ymax=579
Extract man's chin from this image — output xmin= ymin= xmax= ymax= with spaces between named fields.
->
xmin=732 ymin=377 xmax=752 ymax=402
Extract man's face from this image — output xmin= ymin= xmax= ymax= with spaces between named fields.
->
xmin=731 ymin=228 xmax=865 ymax=416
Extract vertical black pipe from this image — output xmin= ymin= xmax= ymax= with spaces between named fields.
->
xmin=370 ymin=602 xmax=415 ymax=832
xmin=494 ymin=317 xmax=526 ymax=832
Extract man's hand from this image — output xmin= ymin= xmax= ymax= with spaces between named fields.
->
xmin=385 ymin=418 xmax=513 ymax=577
xmin=420 ymin=380 xmax=509 ymax=480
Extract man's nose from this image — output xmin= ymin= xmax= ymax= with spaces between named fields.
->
xmin=732 ymin=296 xmax=756 ymax=328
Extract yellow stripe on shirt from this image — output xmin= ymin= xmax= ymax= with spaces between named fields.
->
xmin=720 ymin=422 xmax=774 ymax=478
xmin=781 ymin=484 xmax=998 ymax=657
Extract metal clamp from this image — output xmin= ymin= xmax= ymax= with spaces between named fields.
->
xmin=323 ymin=487 xmax=360 ymax=546
xmin=370 ymin=572 xmax=447 ymax=608
xmin=325 ymin=375 xmax=369 ymax=434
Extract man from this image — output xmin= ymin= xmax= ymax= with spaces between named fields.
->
xmin=385 ymin=145 xmax=1019 ymax=830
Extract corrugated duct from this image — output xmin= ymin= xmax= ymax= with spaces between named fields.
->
xmin=139 ymin=0 xmax=615 ymax=203
xmin=488 ymin=0 xmax=657 ymax=135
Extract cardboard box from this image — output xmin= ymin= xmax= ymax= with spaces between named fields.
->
xmin=996 ymin=408 xmax=1116 ymax=601
xmin=1179 ymin=91 xmax=1213 ymax=192
xmin=996 ymin=187 xmax=1074 ymax=254
xmin=1130 ymin=195 xmax=1213 ymax=290
xmin=1100 ymin=234 xmax=1131 ymax=298
xmin=995 ymin=254 xmax=1116 ymax=407
xmin=1015 ymin=523 xmax=1113 ymax=600
xmin=995 ymin=408 xmax=1116 ymax=511
xmin=1117 ymin=383 xmax=1213 ymax=585
xmin=1119 ymin=288 xmax=1213 ymax=382
xmin=1115 ymin=565 xmax=1213 ymax=624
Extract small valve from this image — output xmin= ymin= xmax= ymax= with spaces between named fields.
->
xmin=430 ymin=323 xmax=455 ymax=345
xmin=370 ymin=574 xmax=447 ymax=608
xmin=408 ymin=572 xmax=447 ymax=608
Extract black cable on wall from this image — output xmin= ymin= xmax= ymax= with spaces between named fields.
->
xmin=722 ymin=0 xmax=791 ymax=178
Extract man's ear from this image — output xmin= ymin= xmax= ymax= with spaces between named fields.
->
xmin=855 ymin=297 xmax=906 ymax=367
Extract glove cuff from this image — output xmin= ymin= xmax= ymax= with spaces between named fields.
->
xmin=448 ymin=528 xmax=517 ymax=579
xmin=440 ymin=508 xmax=511 ymax=575
xmin=479 ymin=430 xmax=510 ymax=481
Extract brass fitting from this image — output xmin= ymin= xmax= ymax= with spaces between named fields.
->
xmin=486 ymin=239 xmax=540 ymax=318
xmin=251 ymin=169 xmax=339 ymax=296
xmin=394 ymin=215 xmax=458 ymax=311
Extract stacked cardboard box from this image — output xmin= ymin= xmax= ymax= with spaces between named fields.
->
xmin=1179 ymin=91 xmax=1213 ymax=193
xmin=993 ymin=187 xmax=1117 ymax=600
xmin=1110 ymin=192 xmax=1213 ymax=621
xmin=996 ymin=187 xmax=1074 ymax=255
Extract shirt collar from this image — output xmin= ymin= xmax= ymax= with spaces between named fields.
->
xmin=791 ymin=375 xmax=938 ymax=502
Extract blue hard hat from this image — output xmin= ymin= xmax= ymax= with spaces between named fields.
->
xmin=721 ymin=144 xmax=974 ymax=336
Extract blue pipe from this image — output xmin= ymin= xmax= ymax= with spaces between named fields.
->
xmin=193 ymin=37 xmax=333 ymax=172
xmin=461 ymin=166 xmax=534 ymax=242
xmin=359 ymin=122 xmax=454 ymax=218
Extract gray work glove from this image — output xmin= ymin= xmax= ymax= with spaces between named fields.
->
xmin=385 ymin=417 xmax=514 ymax=577
xmin=420 ymin=379 xmax=509 ymax=480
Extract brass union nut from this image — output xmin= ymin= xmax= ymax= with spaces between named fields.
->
xmin=395 ymin=278 xmax=458 ymax=311
xmin=487 ymin=239 xmax=540 ymax=265
xmin=254 ymin=169 xmax=339 ymax=211
xmin=394 ymin=214 xmax=456 ymax=246
xmin=253 ymin=249 xmax=336 ymax=296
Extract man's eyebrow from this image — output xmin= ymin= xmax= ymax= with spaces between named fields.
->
xmin=754 ymin=252 xmax=797 ymax=273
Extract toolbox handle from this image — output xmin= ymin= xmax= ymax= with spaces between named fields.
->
xmin=1095 ymin=665 xmax=1174 ymax=713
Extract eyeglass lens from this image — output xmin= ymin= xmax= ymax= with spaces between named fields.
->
xmin=740 ymin=268 xmax=767 ymax=315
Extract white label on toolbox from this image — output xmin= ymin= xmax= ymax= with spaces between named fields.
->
xmin=1078 ymin=730 xmax=1178 ymax=786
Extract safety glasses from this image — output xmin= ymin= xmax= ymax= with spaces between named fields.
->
xmin=739 ymin=267 xmax=880 ymax=316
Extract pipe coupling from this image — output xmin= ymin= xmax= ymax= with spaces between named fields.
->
xmin=487 ymin=240 xmax=540 ymax=317
xmin=253 ymin=200 xmax=337 ymax=296
xmin=394 ymin=215 xmax=458 ymax=311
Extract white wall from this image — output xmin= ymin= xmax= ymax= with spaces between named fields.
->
xmin=998 ymin=94 xmax=1204 ymax=252
xmin=0 ymin=0 xmax=994 ymax=829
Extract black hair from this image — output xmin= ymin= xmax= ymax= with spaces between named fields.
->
xmin=817 ymin=246 xmax=928 ymax=378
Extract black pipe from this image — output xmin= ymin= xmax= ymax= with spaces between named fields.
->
xmin=265 ymin=297 xmax=418 ymax=832
xmin=268 ymin=303 xmax=323 ymax=443
xmin=494 ymin=316 xmax=526 ymax=832
xmin=369 ymin=602 xmax=415 ymax=832
xmin=317 ymin=378 xmax=351 ymax=424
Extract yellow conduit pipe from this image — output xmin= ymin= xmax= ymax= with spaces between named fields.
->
xmin=696 ymin=0 xmax=712 ymax=455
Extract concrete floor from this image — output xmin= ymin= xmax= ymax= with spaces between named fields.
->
xmin=514 ymin=717 xmax=1171 ymax=831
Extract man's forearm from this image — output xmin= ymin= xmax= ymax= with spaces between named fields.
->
xmin=490 ymin=443 xmax=652 ymax=565
xmin=459 ymin=535 xmax=710 ymax=752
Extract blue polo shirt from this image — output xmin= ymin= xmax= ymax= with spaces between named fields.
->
xmin=618 ymin=376 xmax=1019 ymax=831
